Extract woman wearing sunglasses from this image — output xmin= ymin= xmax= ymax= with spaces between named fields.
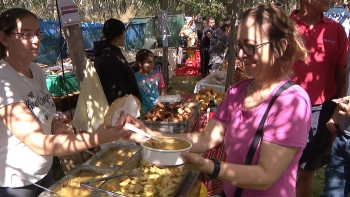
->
xmin=126 ymin=4 xmax=312 ymax=197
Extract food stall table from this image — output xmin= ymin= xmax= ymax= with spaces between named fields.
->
xmin=180 ymin=93 xmax=226 ymax=196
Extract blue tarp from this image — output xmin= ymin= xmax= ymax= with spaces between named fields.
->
xmin=35 ymin=20 xmax=146 ymax=65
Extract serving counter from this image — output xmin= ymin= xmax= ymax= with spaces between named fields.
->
xmin=40 ymin=144 xmax=202 ymax=197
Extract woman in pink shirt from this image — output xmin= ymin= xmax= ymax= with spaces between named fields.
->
xmin=126 ymin=4 xmax=311 ymax=197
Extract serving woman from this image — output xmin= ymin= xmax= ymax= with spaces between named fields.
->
xmin=126 ymin=4 xmax=311 ymax=197
xmin=0 ymin=8 xmax=131 ymax=197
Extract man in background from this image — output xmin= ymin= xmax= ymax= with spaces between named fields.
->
xmin=320 ymin=1 xmax=350 ymax=196
xmin=197 ymin=19 xmax=207 ymax=42
xmin=325 ymin=0 xmax=350 ymax=38
xmin=187 ymin=13 xmax=199 ymax=41
xmin=200 ymin=17 xmax=215 ymax=77
xmin=290 ymin=0 xmax=348 ymax=196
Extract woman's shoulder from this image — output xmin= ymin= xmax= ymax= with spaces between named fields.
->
xmin=277 ymin=80 xmax=311 ymax=107
xmin=227 ymin=78 xmax=253 ymax=94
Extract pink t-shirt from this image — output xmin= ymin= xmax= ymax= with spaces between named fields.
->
xmin=214 ymin=78 xmax=311 ymax=197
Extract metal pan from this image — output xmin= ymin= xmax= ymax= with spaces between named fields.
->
xmin=39 ymin=165 xmax=117 ymax=197
xmin=87 ymin=150 xmax=201 ymax=197
xmin=139 ymin=102 xmax=201 ymax=133
xmin=83 ymin=144 xmax=141 ymax=169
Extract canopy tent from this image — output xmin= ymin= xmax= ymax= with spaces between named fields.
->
xmin=132 ymin=14 xmax=186 ymax=49
xmin=35 ymin=19 xmax=146 ymax=65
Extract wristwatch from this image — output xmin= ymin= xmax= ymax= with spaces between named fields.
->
xmin=206 ymin=158 xmax=221 ymax=180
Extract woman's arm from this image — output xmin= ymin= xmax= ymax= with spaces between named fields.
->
xmin=0 ymin=102 xmax=130 ymax=156
xmin=183 ymin=141 xmax=298 ymax=190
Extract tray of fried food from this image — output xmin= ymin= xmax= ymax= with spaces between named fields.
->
xmin=91 ymin=151 xmax=192 ymax=197
xmin=39 ymin=165 xmax=116 ymax=197
xmin=141 ymin=102 xmax=199 ymax=123
xmin=193 ymin=86 xmax=227 ymax=110
xmin=83 ymin=144 xmax=141 ymax=169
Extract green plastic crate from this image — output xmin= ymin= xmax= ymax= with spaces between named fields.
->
xmin=45 ymin=73 xmax=79 ymax=97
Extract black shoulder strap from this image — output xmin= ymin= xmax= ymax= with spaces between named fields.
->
xmin=234 ymin=81 xmax=295 ymax=197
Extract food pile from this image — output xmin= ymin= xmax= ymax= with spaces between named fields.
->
xmin=56 ymin=171 xmax=107 ymax=197
xmin=217 ymin=61 xmax=228 ymax=72
xmin=142 ymin=102 xmax=197 ymax=122
xmin=91 ymin=149 xmax=137 ymax=168
xmin=193 ymin=86 xmax=227 ymax=110
xmin=235 ymin=59 xmax=250 ymax=83
xmin=102 ymin=159 xmax=186 ymax=197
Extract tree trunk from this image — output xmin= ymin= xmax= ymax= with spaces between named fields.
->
xmin=226 ymin=0 xmax=241 ymax=90
xmin=63 ymin=25 xmax=87 ymax=87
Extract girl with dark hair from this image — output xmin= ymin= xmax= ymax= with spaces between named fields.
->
xmin=134 ymin=49 xmax=166 ymax=114
xmin=93 ymin=18 xmax=141 ymax=105
xmin=0 ymin=9 xmax=132 ymax=197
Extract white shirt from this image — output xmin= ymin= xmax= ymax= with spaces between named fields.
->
xmin=0 ymin=60 xmax=56 ymax=187
xmin=325 ymin=6 xmax=350 ymax=38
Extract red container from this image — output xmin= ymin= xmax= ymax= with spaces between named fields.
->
xmin=195 ymin=51 xmax=200 ymax=59
xmin=196 ymin=60 xmax=201 ymax=69
xmin=175 ymin=67 xmax=186 ymax=76
xmin=185 ymin=68 xmax=199 ymax=76
xmin=185 ymin=60 xmax=198 ymax=68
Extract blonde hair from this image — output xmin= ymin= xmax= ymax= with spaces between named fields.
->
xmin=241 ymin=4 xmax=308 ymax=76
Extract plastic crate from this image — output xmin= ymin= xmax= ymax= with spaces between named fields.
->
xmin=45 ymin=73 xmax=79 ymax=97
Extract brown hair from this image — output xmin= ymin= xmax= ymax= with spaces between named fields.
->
xmin=0 ymin=8 xmax=38 ymax=59
xmin=241 ymin=4 xmax=308 ymax=76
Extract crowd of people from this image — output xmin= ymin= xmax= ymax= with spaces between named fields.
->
xmin=0 ymin=1 xmax=350 ymax=197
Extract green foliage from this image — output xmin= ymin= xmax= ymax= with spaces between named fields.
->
xmin=0 ymin=0 xmax=298 ymax=22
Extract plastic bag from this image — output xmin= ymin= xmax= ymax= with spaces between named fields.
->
xmin=72 ymin=60 xmax=109 ymax=133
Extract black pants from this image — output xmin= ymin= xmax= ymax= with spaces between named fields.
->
xmin=200 ymin=48 xmax=209 ymax=78
xmin=0 ymin=169 xmax=53 ymax=197
xmin=299 ymin=98 xmax=336 ymax=171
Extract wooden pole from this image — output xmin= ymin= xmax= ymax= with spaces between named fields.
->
xmin=162 ymin=0 xmax=169 ymax=91
xmin=62 ymin=25 xmax=87 ymax=87
xmin=226 ymin=0 xmax=241 ymax=90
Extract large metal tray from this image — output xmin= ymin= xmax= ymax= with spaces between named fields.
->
xmin=139 ymin=102 xmax=201 ymax=133
xmin=39 ymin=165 xmax=117 ymax=197
xmin=85 ymin=150 xmax=201 ymax=197
xmin=83 ymin=144 xmax=141 ymax=169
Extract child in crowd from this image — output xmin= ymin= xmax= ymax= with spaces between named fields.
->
xmin=134 ymin=49 xmax=166 ymax=114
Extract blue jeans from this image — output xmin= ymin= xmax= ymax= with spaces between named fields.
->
xmin=321 ymin=131 xmax=350 ymax=197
